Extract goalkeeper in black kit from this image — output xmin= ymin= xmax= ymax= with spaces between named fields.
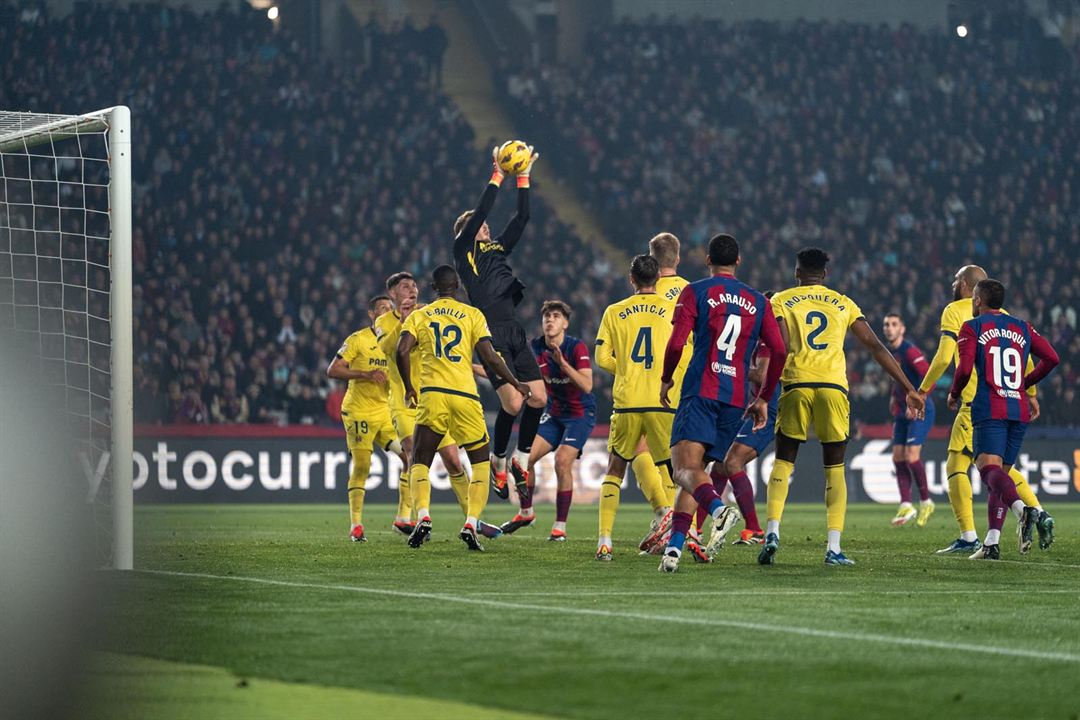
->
xmin=453 ymin=145 xmax=547 ymax=501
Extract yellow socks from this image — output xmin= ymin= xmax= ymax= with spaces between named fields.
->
xmin=348 ymin=449 xmax=371 ymax=526
xmin=766 ymin=459 xmax=794 ymax=524
xmin=1010 ymin=466 xmax=1041 ymax=509
xmin=945 ymin=451 xmax=975 ymax=535
xmin=409 ymin=463 xmax=431 ymax=519
xmin=396 ymin=470 xmax=412 ymax=522
xmin=466 ymin=461 xmax=490 ymax=523
xmin=824 ymin=464 xmax=847 ymax=532
xmin=449 ymin=471 xmax=470 ymax=516
xmin=599 ymin=474 xmax=622 ymax=539
xmin=658 ymin=460 xmax=677 ymax=507
xmin=632 ymin=453 xmax=667 ymax=512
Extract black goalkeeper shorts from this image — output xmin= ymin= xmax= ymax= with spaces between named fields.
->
xmin=487 ymin=320 xmax=542 ymax=390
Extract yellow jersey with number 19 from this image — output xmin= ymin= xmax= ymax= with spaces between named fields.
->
xmin=770 ymin=284 xmax=863 ymax=390
xmin=595 ymin=292 xmax=673 ymax=410
xmin=336 ymin=327 xmax=390 ymax=416
xmin=401 ymin=297 xmax=492 ymax=397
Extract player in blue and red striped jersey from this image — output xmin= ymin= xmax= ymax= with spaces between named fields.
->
xmin=882 ymin=313 xmax=937 ymax=528
xmin=948 ymin=279 xmax=1059 ymax=560
xmin=656 ymin=234 xmax=787 ymax=572
xmin=500 ymin=300 xmax=596 ymax=541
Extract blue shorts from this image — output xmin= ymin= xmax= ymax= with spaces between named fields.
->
xmin=671 ymin=395 xmax=745 ymax=459
xmin=972 ymin=419 xmax=1027 ymax=466
xmin=719 ymin=405 xmax=778 ymax=459
xmin=891 ymin=398 xmax=936 ymax=447
xmin=537 ymin=412 xmax=596 ymax=454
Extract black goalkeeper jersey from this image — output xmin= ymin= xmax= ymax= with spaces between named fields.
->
xmin=453 ymin=183 xmax=528 ymax=323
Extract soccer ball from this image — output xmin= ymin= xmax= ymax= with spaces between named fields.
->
xmin=497 ymin=140 xmax=531 ymax=175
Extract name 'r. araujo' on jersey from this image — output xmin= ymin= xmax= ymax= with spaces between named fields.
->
xmin=674 ymin=274 xmax=770 ymax=408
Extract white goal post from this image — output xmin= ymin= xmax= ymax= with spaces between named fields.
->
xmin=0 ymin=107 xmax=132 ymax=569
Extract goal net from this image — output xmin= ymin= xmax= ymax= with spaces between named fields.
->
xmin=0 ymin=108 xmax=132 ymax=569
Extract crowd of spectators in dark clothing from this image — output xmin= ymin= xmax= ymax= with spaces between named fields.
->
xmin=3 ymin=4 xmax=1076 ymax=427
xmin=504 ymin=17 xmax=1080 ymax=425
xmin=1 ymin=2 xmax=619 ymax=426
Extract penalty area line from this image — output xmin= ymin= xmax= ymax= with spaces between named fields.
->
xmin=134 ymin=569 xmax=1080 ymax=664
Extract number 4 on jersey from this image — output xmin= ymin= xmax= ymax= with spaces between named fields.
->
xmin=630 ymin=327 xmax=654 ymax=369
xmin=715 ymin=314 xmax=742 ymax=361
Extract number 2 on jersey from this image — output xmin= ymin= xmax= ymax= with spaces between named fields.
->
xmin=988 ymin=345 xmax=1023 ymax=390
xmin=630 ymin=327 xmax=654 ymax=369
xmin=428 ymin=321 xmax=463 ymax=362
xmin=805 ymin=311 xmax=829 ymax=350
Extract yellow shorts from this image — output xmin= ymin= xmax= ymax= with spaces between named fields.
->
xmin=391 ymin=405 xmax=455 ymax=450
xmin=342 ymin=408 xmax=396 ymax=453
xmin=415 ymin=389 xmax=488 ymax=450
xmin=608 ymin=410 xmax=673 ymax=463
xmin=776 ymin=386 xmax=850 ymax=444
xmin=948 ymin=404 xmax=973 ymax=456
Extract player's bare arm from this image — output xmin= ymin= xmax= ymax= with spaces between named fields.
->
xmin=851 ymin=319 xmax=925 ymax=418
xmin=396 ymin=331 xmax=418 ymax=407
xmin=326 ymin=356 xmax=387 ymax=384
xmin=476 ymin=339 xmax=531 ymax=399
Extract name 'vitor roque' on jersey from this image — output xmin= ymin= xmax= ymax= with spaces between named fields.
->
xmin=673 ymin=274 xmax=773 ymax=408
xmin=954 ymin=311 xmax=1057 ymax=423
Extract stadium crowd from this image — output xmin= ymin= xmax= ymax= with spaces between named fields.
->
xmin=505 ymin=18 xmax=1080 ymax=425
xmin=2 ymin=4 xmax=1075 ymax=427
xmin=0 ymin=2 xmax=620 ymax=426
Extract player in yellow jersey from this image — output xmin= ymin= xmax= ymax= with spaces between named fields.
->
xmin=396 ymin=265 xmax=530 ymax=552
xmin=917 ymin=265 xmax=1050 ymax=554
xmin=593 ymin=255 xmax=678 ymax=561
xmin=761 ymin=248 xmax=925 ymax=566
xmin=326 ymin=295 xmax=406 ymax=543
xmin=375 ymin=272 xmax=503 ymax=539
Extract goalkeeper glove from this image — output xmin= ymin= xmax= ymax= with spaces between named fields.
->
xmin=490 ymin=146 xmax=505 ymax=186
xmin=517 ymin=145 xmax=539 ymax=188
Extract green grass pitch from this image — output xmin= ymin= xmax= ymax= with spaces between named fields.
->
xmin=87 ymin=503 xmax=1080 ymax=719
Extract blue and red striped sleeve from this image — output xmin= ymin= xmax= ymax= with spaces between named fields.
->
xmin=757 ymin=302 xmax=786 ymax=402
xmin=949 ymin=322 xmax=977 ymax=402
xmin=572 ymin=340 xmax=591 ymax=370
xmin=1024 ymin=323 xmax=1059 ymax=388
xmin=662 ymin=284 xmax=697 ymax=383
xmin=905 ymin=343 xmax=930 ymax=378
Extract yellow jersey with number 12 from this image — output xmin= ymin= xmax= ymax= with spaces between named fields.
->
xmin=595 ymin=292 xmax=673 ymax=410
xmin=770 ymin=284 xmax=863 ymax=390
xmin=401 ymin=297 xmax=491 ymax=397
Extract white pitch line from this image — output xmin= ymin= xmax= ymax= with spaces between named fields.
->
xmin=134 ymin=569 xmax=1080 ymax=664
xmin=460 ymin=588 xmax=1080 ymax=597
xmin=856 ymin=548 xmax=1080 ymax=571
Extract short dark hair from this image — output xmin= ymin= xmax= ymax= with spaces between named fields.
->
xmin=368 ymin=294 xmax=391 ymax=312
xmin=385 ymin=271 xmax=414 ymax=291
xmin=431 ymin=264 xmax=459 ymax=291
xmin=630 ymin=254 xmax=660 ymax=287
xmin=796 ymin=247 xmax=830 ymax=273
xmin=541 ymin=299 xmax=572 ymax=320
xmin=975 ymin=278 xmax=1005 ymax=309
xmin=707 ymin=234 xmax=739 ymax=266
xmin=884 ymin=312 xmax=903 ymax=322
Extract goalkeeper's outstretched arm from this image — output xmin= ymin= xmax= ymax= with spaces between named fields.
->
xmin=452 ymin=148 xmax=506 ymax=261
xmin=500 ymin=147 xmax=537 ymax=255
